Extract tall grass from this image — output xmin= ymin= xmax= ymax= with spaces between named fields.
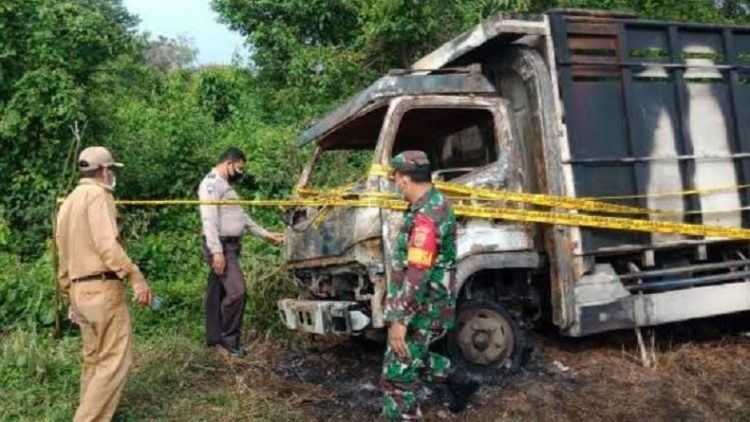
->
xmin=0 ymin=328 xmax=79 ymax=420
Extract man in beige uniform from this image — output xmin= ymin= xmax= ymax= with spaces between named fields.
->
xmin=198 ymin=147 xmax=283 ymax=356
xmin=56 ymin=146 xmax=153 ymax=422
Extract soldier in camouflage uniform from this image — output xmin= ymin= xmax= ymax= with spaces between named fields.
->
xmin=381 ymin=150 xmax=477 ymax=421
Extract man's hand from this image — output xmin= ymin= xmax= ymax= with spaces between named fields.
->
xmin=133 ymin=280 xmax=153 ymax=307
xmin=267 ymin=232 xmax=284 ymax=245
xmin=388 ymin=322 xmax=408 ymax=358
xmin=212 ymin=252 xmax=226 ymax=275
xmin=68 ymin=305 xmax=86 ymax=325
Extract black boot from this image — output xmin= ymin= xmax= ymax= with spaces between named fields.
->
xmin=447 ymin=367 xmax=480 ymax=413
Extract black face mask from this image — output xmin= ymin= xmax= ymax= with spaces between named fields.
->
xmin=228 ymin=172 xmax=243 ymax=184
xmin=227 ymin=163 xmax=243 ymax=184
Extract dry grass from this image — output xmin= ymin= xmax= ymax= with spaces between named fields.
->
xmin=119 ymin=336 xmax=306 ymax=421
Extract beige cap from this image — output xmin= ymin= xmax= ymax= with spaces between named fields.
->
xmin=78 ymin=146 xmax=123 ymax=172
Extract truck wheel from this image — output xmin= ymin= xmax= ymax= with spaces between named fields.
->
xmin=447 ymin=301 xmax=525 ymax=372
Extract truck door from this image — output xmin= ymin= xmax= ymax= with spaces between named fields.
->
xmin=376 ymin=95 xmax=528 ymax=288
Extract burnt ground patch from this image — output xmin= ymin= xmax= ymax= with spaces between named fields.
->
xmin=226 ymin=313 xmax=750 ymax=421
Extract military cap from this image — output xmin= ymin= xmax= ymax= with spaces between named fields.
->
xmin=390 ymin=150 xmax=430 ymax=173
xmin=78 ymin=146 xmax=123 ymax=172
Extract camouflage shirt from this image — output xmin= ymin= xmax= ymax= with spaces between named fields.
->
xmin=385 ymin=186 xmax=457 ymax=330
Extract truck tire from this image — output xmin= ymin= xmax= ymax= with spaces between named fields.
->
xmin=447 ymin=300 xmax=525 ymax=372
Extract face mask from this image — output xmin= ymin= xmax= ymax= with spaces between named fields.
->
xmin=394 ymin=173 xmax=406 ymax=198
xmin=103 ymin=167 xmax=116 ymax=190
xmin=227 ymin=163 xmax=243 ymax=184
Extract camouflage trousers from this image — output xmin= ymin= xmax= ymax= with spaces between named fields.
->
xmin=381 ymin=328 xmax=451 ymax=421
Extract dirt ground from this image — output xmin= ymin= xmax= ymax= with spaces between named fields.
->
xmin=224 ymin=314 xmax=750 ymax=421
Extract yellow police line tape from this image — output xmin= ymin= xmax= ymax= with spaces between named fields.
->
xmin=370 ymin=164 xmax=750 ymax=215
xmin=304 ymin=165 xmax=673 ymax=216
xmin=89 ymin=195 xmax=750 ymax=240
xmin=59 ymin=164 xmax=750 ymax=240
xmin=370 ymin=163 xmax=750 ymax=202
xmin=301 ymin=164 xmax=653 ymax=215
xmin=298 ymin=184 xmax=660 ymax=215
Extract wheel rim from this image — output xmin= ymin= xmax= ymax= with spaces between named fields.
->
xmin=455 ymin=307 xmax=515 ymax=367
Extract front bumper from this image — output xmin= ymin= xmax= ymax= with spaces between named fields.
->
xmin=277 ymin=299 xmax=371 ymax=335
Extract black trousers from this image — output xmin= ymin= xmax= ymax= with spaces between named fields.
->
xmin=202 ymin=238 xmax=245 ymax=349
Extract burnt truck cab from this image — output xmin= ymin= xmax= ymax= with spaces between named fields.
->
xmin=279 ymin=81 xmax=536 ymax=367
xmin=279 ymin=9 xmax=750 ymax=370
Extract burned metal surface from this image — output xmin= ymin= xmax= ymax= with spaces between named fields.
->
xmin=369 ymin=274 xmax=386 ymax=328
xmin=454 ymin=306 xmax=515 ymax=367
xmin=285 ymin=205 xmax=382 ymax=262
xmin=284 ymin=13 xmax=581 ymax=339
xmin=375 ymin=95 xmax=541 ymax=295
xmin=571 ymin=279 xmax=750 ymax=336
xmin=456 ymin=252 xmax=540 ymax=287
xmin=411 ymin=13 xmax=548 ymax=71
xmin=298 ymin=72 xmax=496 ymax=147
xmin=277 ymin=299 xmax=370 ymax=335
xmin=281 ymin=9 xmax=750 ymax=342
xmin=483 ymin=41 xmax=580 ymax=330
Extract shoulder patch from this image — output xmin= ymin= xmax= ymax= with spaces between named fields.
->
xmin=407 ymin=214 xmax=437 ymax=268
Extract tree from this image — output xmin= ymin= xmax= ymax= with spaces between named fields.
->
xmin=0 ymin=0 xmax=142 ymax=257
xmin=143 ymin=35 xmax=198 ymax=72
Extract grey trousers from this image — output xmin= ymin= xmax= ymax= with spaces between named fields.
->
xmin=202 ymin=237 xmax=245 ymax=349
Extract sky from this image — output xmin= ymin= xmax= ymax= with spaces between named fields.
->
xmin=123 ymin=0 xmax=246 ymax=65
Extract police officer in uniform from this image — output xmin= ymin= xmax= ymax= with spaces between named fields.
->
xmin=381 ymin=151 xmax=479 ymax=421
xmin=56 ymin=146 xmax=153 ymax=422
xmin=198 ymin=147 xmax=283 ymax=356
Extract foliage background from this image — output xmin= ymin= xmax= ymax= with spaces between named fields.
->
xmin=1 ymin=0 xmax=750 ymax=419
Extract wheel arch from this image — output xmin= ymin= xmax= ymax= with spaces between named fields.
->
xmin=456 ymin=252 xmax=541 ymax=294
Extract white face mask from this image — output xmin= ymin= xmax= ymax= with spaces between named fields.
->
xmin=394 ymin=173 xmax=407 ymax=199
xmin=103 ymin=167 xmax=116 ymax=190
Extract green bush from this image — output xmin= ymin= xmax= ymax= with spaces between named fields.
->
xmin=0 ymin=249 xmax=57 ymax=330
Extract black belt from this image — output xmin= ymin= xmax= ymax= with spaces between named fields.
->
xmin=73 ymin=271 xmax=121 ymax=283
xmin=219 ymin=236 xmax=240 ymax=243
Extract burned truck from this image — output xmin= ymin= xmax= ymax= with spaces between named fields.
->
xmin=278 ymin=9 xmax=750 ymax=370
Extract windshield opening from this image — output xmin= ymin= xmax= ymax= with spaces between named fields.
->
xmin=308 ymin=149 xmax=374 ymax=190
xmin=391 ymin=107 xmax=498 ymax=181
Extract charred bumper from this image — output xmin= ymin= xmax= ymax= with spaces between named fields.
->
xmin=277 ymin=299 xmax=371 ymax=335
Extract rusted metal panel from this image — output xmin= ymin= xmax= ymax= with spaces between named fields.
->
xmin=569 ymin=66 xmax=620 ymax=78
xmin=566 ymin=22 xmax=619 ymax=36
xmin=568 ymin=35 xmax=618 ymax=51
xmin=567 ymin=55 xmax=619 ymax=65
